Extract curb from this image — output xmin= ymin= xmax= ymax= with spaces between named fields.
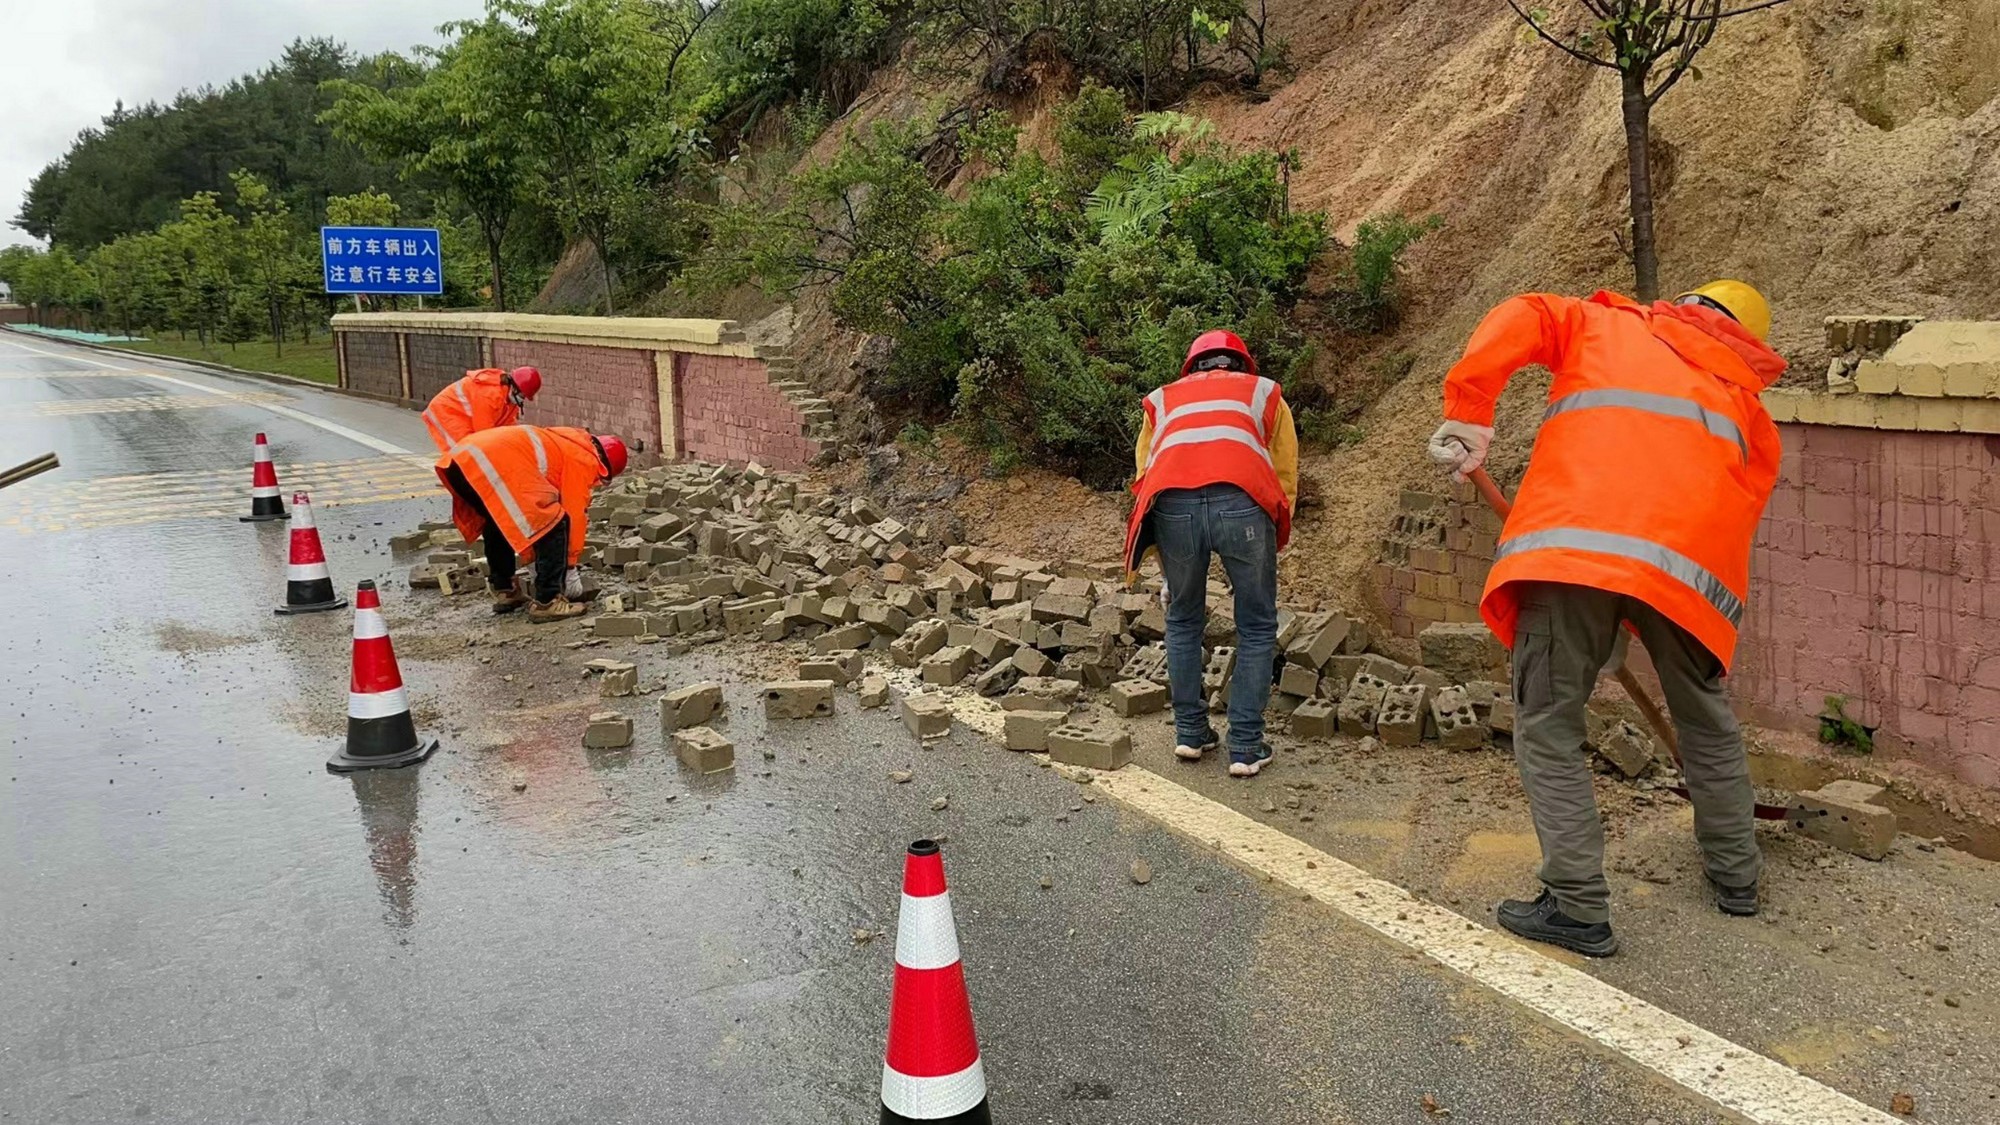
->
xmin=0 ymin=326 xmax=423 ymax=410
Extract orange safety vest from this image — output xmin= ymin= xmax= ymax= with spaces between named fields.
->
xmin=1443 ymin=291 xmax=1788 ymax=670
xmin=1124 ymin=370 xmax=1293 ymax=570
xmin=423 ymin=369 xmax=519 ymax=452
xmin=435 ymin=425 xmax=604 ymax=565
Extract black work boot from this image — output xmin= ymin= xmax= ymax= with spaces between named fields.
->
xmin=1709 ymin=877 xmax=1760 ymax=917
xmin=1496 ymin=889 xmax=1619 ymax=957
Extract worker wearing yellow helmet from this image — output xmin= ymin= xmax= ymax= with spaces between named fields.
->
xmin=1426 ymin=278 xmax=1784 ymax=957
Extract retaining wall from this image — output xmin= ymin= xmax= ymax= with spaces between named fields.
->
xmin=329 ymin=312 xmax=833 ymax=471
xmin=1372 ymin=317 xmax=2000 ymax=789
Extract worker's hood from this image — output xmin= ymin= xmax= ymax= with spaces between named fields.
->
xmin=545 ymin=426 xmax=611 ymax=482
xmin=467 ymin=367 xmax=508 ymax=387
xmin=1585 ymin=290 xmax=1787 ymax=392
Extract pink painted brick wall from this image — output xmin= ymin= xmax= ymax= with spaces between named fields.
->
xmin=675 ymin=353 xmax=819 ymax=470
xmin=492 ymin=339 xmax=662 ymax=468
xmin=1734 ymin=424 xmax=2000 ymax=788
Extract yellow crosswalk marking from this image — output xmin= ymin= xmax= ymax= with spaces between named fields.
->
xmin=0 ymin=455 xmax=444 ymax=533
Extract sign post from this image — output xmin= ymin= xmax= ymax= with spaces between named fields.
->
xmin=322 ymin=227 xmax=445 ymax=301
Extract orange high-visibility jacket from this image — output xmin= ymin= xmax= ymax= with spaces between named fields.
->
xmin=1123 ymin=370 xmax=1299 ymax=571
xmin=423 ymin=368 xmax=520 ymax=452
xmin=435 ymin=425 xmax=604 ymax=565
xmin=1443 ymin=290 xmax=1788 ymax=669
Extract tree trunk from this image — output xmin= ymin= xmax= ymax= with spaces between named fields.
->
xmin=1620 ymin=70 xmax=1660 ymax=302
xmin=485 ymin=223 xmax=509 ymax=312
xmin=593 ymin=235 xmax=615 ymax=316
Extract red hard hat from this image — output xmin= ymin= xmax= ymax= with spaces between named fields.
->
xmin=594 ymin=434 xmax=628 ymax=479
xmin=508 ymin=366 xmax=542 ymax=400
xmin=1182 ymin=329 xmax=1257 ymax=377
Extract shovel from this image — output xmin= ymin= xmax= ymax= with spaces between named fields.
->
xmin=1467 ymin=468 xmax=1789 ymax=820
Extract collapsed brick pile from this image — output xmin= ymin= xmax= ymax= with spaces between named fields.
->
xmin=395 ymin=460 xmax=1672 ymax=780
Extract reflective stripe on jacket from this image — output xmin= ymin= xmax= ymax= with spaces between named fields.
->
xmin=1443 ymin=290 xmax=1788 ymax=670
xmin=435 ymin=425 xmax=603 ymax=565
xmin=423 ymin=369 xmax=519 ymax=452
xmin=1123 ymin=371 xmax=1297 ymax=571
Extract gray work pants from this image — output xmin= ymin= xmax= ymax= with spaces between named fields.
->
xmin=1510 ymin=581 xmax=1762 ymax=922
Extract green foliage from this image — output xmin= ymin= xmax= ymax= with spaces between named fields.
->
xmin=684 ymin=0 xmax=896 ymax=137
xmin=916 ymin=0 xmax=1288 ymax=107
xmin=1337 ymin=211 xmax=1442 ymax=331
xmin=706 ymin=83 xmax=1326 ymax=486
xmin=325 ymin=190 xmax=401 ymax=228
xmin=1818 ymin=695 xmax=1876 ymax=755
xmin=13 ymin=39 xmax=410 ymax=250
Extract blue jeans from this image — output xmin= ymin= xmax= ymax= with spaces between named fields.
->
xmin=1151 ymin=484 xmax=1279 ymax=755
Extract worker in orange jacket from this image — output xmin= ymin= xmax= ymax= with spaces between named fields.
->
xmin=1125 ymin=330 xmax=1299 ymax=779
xmin=1428 ymin=281 xmax=1785 ymax=956
xmin=423 ymin=366 xmax=542 ymax=452
xmin=436 ymin=425 xmax=627 ymax=621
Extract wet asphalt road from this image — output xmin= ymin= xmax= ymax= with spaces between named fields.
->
xmin=0 ymin=331 xmax=1726 ymax=1124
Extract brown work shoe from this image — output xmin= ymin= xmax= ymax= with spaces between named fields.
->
xmin=491 ymin=586 xmax=529 ymax=615
xmin=527 ymin=595 xmax=587 ymax=623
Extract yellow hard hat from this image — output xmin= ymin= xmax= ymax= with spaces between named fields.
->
xmin=1676 ymin=279 xmax=1772 ymax=341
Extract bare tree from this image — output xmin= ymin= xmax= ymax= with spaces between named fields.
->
xmin=1507 ymin=0 xmax=1791 ymax=300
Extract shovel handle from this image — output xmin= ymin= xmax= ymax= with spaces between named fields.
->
xmin=1465 ymin=468 xmax=1684 ymax=765
xmin=0 ymin=452 xmax=59 ymax=491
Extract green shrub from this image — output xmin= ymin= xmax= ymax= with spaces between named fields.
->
xmin=706 ymin=83 xmax=1329 ymax=487
xmin=1818 ymin=695 xmax=1876 ymax=755
xmin=1339 ymin=212 xmax=1441 ymax=331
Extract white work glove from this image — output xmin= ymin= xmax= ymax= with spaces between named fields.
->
xmin=564 ymin=567 xmax=585 ymax=600
xmin=1427 ymin=421 xmax=1494 ymax=483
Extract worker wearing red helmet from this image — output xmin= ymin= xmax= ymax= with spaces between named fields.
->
xmin=1124 ymin=329 xmax=1299 ymax=779
xmin=436 ymin=425 xmax=628 ymax=621
xmin=422 ymin=366 xmax=543 ymax=453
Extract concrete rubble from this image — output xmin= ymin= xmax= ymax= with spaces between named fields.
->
xmin=399 ymin=458 xmax=1724 ymax=804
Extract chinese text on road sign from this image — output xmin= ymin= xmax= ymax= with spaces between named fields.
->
xmin=321 ymin=227 xmax=444 ymax=295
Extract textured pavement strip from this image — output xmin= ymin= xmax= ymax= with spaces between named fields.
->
xmin=51 ymin=490 xmax=438 ymax=531
xmin=0 ymin=457 xmax=440 ymax=532
xmin=874 ymin=664 xmax=1898 ymax=1125
xmin=31 ymin=391 xmax=291 ymax=415
xmin=61 ymin=463 xmax=436 ymax=508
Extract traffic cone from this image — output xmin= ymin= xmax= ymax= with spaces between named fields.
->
xmin=274 ymin=493 xmax=347 ymax=615
xmin=239 ymin=432 xmax=289 ymax=522
xmin=327 ymin=580 xmax=439 ymax=774
xmin=880 ymin=839 xmax=991 ymax=1125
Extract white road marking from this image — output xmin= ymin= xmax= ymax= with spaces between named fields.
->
xmin=869 ymin=668 xmax=1900 ymax=1123
xmin=1079 ymin=764 xmax=1900 ymax=1125
xmin=0 ymin=333 xmax=414 ymax=457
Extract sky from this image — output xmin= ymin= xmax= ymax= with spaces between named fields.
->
xmin=0 ymin=0 xmax=489 ymax=249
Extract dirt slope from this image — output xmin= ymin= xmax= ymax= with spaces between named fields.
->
xmin=1185 ymin=0 xmax=2000 ymax=600
xmin=696 ymin=2 xmax=2000 ymax=604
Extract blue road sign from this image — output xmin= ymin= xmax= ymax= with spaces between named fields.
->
xmin=322 ymin=226 xmax=444 ymax=295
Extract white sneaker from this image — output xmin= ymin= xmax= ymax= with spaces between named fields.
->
xmin=1174 ymin=734 xmax=1218 ymax=761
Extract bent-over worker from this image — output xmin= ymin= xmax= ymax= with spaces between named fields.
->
xmin=436 ymin=424 xmax=627 ymax=622
xmin=1125 ymin=329 xmax=1298 ymax=780
xmin=1428 ymin=281 xmax=1786 ymax=957
xmin=423 ymin=366 xmax=542 ymax=452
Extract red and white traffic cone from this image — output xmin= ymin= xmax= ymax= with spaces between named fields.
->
xmin=327 ymin=580 xmax=439 ymax=774
xmin=239 ymin=432 xmax=288 ymax=522
xmin=275 ymin=493 xmax=347 ymax=615
xmin=880 ymin=839 xmax=991 ymax=1125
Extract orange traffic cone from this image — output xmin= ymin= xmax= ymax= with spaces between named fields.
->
xmin=239 ymin=432 xmax=288 ymax=522
xmin=275 ymin=493 xmax=346 ymax=615
xmin=327 ymin=580 xmax=439 ymax=774
xmin=880 ymin=839 xmax=991 ymax=1124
